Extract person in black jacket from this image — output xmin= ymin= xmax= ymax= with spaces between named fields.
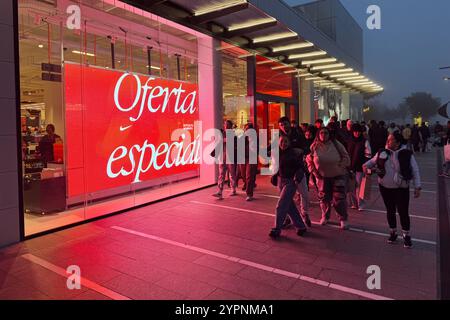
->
xmin=269 ymin=135 xmax=308 ymax=238
xmin=278 ymin=116 xmax=307 ymax=150
xmin=419 ymin=123 xmax=431 ymax=153
xmin=346 ymin=123 xmax=371 ymax=211
xmin=411 ymin=125 xmax=421 ymax=152
xmin=369 ymin=121 xmax=388 ymax=156
xmin=39 ymin=124 xmax=62 ymax=164
xmin=279 ymin=117 xmax=311 ymax=227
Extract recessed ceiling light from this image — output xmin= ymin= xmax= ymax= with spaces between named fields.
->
xmin=38 ymin=44 xmax=44 ymax=48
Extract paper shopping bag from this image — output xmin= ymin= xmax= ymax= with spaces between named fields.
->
xmin=359 ymin=175 xmax=372 ymax=200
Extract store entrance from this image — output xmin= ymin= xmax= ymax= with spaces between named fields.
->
xmin=256 ymin=100 xmax=298 ymax=145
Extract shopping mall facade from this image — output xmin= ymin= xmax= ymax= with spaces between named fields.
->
xmin=0 ymin=0 xmax=383 ymax=247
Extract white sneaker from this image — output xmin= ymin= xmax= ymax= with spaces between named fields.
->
xmin=319 ymin=217 xmax=328 ymax=225
xmin=340 ymin=220 xmax=349 ymax=230
xmin=246 ymin=196 xmax=254 ymax=201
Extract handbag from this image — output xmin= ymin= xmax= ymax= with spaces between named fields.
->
xmin=445 ymin=142 xmax=450 ymax=162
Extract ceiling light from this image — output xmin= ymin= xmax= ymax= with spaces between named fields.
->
xmin=271 ymin=65 xmax=294 ymax=70
xmin=311 ymin=63 xmax=345 ymax=71
xmin=284 ymin=69 xmax=308 ymax=74
xmin=288 ymin=51 xmax=327 ymax=60
xmin=253 ymin=32 xmax=298 ymax=44
xmin=272 ymin=42 xmax=314 ymax=52
xmin=345 ymin=79 xmax=373 ymax=84
xmin=256 ymin=60 xmax=274 ymax=65
xmin=329 ymin=73 xmax=360 ymax=78
xmin=337 ymin=76 xmax=365 ymax=81
xmin=228 ymin=18 xmax=276 ymax=32
xmin=72 ymin=50 xmax=95 ymax=57
xmin=38 ymin=44 xmax=44 ymax=48
xmin=322 ymin=68 xmax=354 ymax=74
xmin=305 ymin=76 xmax=322 ymax=81
xmin=295 ymin=73 xmax=313 ymax=78
xmin=194 ymin=0 xmax=247 ymax=16
xmin=302 ymin=58 xmax=337 ymax=65
xmin=238 ymin=53 xmax=254 ymax=59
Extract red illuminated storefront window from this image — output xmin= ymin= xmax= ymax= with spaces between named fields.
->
xmin=256 ymin=56 xmax=293 ymax=98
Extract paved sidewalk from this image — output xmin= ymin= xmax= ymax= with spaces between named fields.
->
xmin=0 ymin=152 xmax=438 ymax=300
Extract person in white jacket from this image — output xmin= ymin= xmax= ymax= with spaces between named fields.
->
xmin=363 ymin=132 xmax=421 ymax=248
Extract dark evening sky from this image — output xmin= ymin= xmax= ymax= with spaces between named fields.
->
xmin=285 ymin=0 xmax=450 ymax=112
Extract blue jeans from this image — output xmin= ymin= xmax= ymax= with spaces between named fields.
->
xmin=274 ymin=177 xmax=307 ymax=231
xmin=296 ymin=175 xmax=309 ymax=217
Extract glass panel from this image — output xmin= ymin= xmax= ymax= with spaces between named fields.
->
xmin=268 ymin=102 xmax=284 ymax=135
xmin=221 ymin=43 xmax=251 ymax=129
xmin=19 ymin=0 xmax=86 ymax=235
xmin=256 ymin=56 xmax=294 ymax=98
xmin=19 ymin=0 xmax=214 ymax=236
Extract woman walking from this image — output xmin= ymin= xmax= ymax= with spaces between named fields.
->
xmin=306 ymin=127 xmax=351 ymax=229
xmin=269 ymin=135 xmax=308 ymax=238
xmin=363 ymin=132 xmax=421 ymax=248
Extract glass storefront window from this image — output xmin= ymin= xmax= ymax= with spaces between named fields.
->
xmin=221 ymin=43 xmax=252 ymax=129
xmin=19 ymin=0 xmax=214 ymax=236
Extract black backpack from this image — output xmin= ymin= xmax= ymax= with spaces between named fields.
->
xmin=397 ymin=149 xmax=413 ymax=181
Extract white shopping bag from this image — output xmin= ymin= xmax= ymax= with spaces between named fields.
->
xmin=445 ymin=143 xmax=450 ymax=162
xmin=359 ymin=175 xmax=372 ymax=201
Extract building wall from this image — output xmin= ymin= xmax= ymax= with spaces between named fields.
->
xmin=293 ymin=0 xmax=364 ymax=72
xmin=350 ymin=94 xmax=364 ymax=121
xmin=300 ymin=79 xmax=314 ymax=124
xmin=0 ymin=0 xmax=21 ymax=247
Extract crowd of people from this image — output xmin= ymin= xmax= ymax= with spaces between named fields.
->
xmin=213 ymin=116 xmax=434 ymax=248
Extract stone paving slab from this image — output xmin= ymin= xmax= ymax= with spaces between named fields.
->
xmin=0 ymin=151 xmax=438 ymax=300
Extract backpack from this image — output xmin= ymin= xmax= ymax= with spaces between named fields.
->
xmin=397 ymin=149 xmax=413 ymax=181
xmin=376 ymin=148 xmax=413 ymax=186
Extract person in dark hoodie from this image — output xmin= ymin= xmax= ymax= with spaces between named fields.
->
xmin=346 ymin=123 xmax=372 ymax=211
xmin=269 ymin=135 xmax=308 ymax=238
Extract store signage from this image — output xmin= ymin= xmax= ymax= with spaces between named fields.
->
xmin=42 ymin=63 xmax=62 ymax=73
xmin=65 ymin=63 xmax=199 ymax=197
xmin=42 ymin=63 xmax=62 ymax=82
xmin=42 ymin=72 xmax=62 ymax=82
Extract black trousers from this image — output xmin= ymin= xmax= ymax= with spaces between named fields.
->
xmin=379 ymin=185 xmax=410 ymax=231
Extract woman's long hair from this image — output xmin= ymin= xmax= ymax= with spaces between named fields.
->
xmin=311 ymin=127 xmax=332 ymax=153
